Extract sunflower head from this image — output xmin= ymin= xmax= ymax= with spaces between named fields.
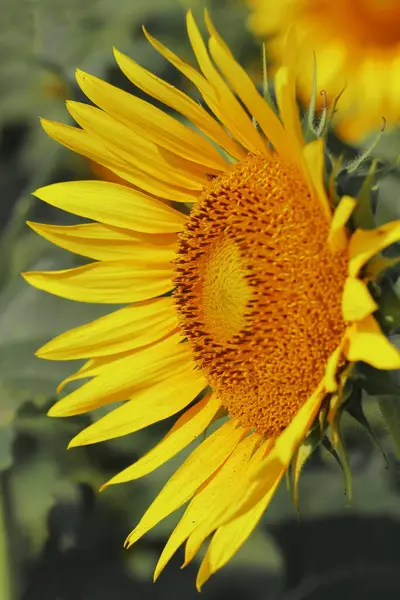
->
xmin=247 ymin=0 xmax=400 ymax=140
xmin=23 ymin=10 xmax=400 ymax=589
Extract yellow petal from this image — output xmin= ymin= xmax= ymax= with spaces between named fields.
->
xmin=327 ymin=195 xmax=357 ymax=252
xmin=32 ymin=180 xmax=187 ymax=233
xmin=182 ymin=435 xmax=266 ymax=569
xmin=66 ymin=101 xmax=208 ymax=190
xmin=27 ymin=221 xmax=177 ymax=263
xmin=324 ymin=336 xmax=347 ymax=393
xmin=349 ymin=220 xmax=400 ymax=277
xmin=36 ymin=297 xmax=178 ymax=360
xmin=186 ymin=11 xmax=267 ymax=155
xmin=274 ymin=66 xmax=303 ymax=155
xmin=155 ymin=434 xmax=261 ymax=578
xmin=113 ymin=48 xmax=244 ymax=162
xmin=22 ymin=261 xmax=173 ymax=304
xmin=196 ymin=474 xmax=281 ymax=590
xmin=207 ymin=35 xmax=294 ymax=159
xmin=302 ymin=140 xmax=332 ymax=221
xmin=346 ymin=315 xmax=400 ymax=369
xmin=49 ymin=333 xmax=192 ymax=416
xmin=41 ymin=119 xmax=198 ymax=203
xmin=342 ymin=277 xmax=378 ymax=322
xmin=75 ymin=69 xmax=227 ymax=172
xmin=68 ymin=368 xmax=206 ymax=447
xmin=102 ymin=393 xmax=221 ymax=489
xmin=124 ymin=419 xmax=246 ymax=548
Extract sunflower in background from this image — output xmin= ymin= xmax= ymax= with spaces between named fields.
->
xmin=247 ymin=0 xmax=400 ymax=141
xmin=23 ymin=10 xmax=400 ymax=589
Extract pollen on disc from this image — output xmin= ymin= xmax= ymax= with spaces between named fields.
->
xmin=174 ymin=154 xmax=348 ymax=437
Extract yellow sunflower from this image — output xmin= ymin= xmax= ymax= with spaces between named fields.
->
xmin=23 ymin=11 xmax=400 ymax=589
xmin=247 ymin=0 xmax=400 ymax=141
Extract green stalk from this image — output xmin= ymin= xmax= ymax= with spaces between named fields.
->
xmin=0 ymin=476 xmax=14 ymax=600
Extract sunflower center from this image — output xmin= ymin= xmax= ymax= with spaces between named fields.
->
xmin=174 ymin=154 xmax=348 ymax=437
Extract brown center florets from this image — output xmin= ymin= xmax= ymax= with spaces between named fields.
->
xmin=174 ymin=154 xmax=348 ymax=437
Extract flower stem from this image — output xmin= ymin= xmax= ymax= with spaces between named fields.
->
xmin=0 ymin=475 xmax=14 ymax=600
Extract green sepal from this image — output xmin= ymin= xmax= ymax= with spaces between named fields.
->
xmin=291 ymin=424 xmax=324 ymax=511
xmin=376 ymin=279 xmax=400 ymax=330
xmin=351 ymin=159 xmax=379 ymax=230
xmin=364 ymin=255 xmax=400 ymax=282
xmin=378 ymin=395 xmax=400 ymax=458
xmin=355 ymin=362 xmax=400 ymax=396
xmin=346 ymin=389 xmax=388 ymax=467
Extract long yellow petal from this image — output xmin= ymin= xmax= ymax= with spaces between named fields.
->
xmin=102 ymin=393 xmax=221 ymax=489
xmin=142 ymin=28 xmax=231 ymax=134
xmin=68 ymin=368 xmax=206 ymax=447
xmin=206 ymin=26 xmax=291 ymax=160
xmin=274 ymin=66 xmax=303 ymax=156
xmin=66 ymin=101 xmax=209 ymax=190
xmin=22 ymin=260 xmax=173 ymax=304
xmin=196 ymin=475 xmax=281 ymax=590
xmin=113 ymin=48 xmax=244 ymax=161
xmin=124 ymin=419 xmax=246 ymax=548
xmin=327 ymin=195 xmax=357 ymax=252
xmin=36 ymin=297 xmax=178 ymax=360
xmin=349 ymin=220 xmax=400 ymax=277
xmin=186 ymin=11 xmax=266 ymax=155
xmin=48 ymin=333 xmax=191 ymax=416
xmin=153 ymin=434 xmax=261 ymax=579
xmin=302 ymin=139 xmax=332 ymax=221
xmin=41 ymin=120 xmax=198 ymax=203
xmin=27 ymin=221 xmax=177 ymax=263
xmin=32 ymin=180 xmax=187 ymax=233
xmin=182 ymin=435 xmax=266 ymax=569
xmin=75 ymin=70 xmax=227 ymax=172
xmin=346 ymin=315 xmax=400 ymax=369
xmin=342 ymin=277 xmax=378 ymax=322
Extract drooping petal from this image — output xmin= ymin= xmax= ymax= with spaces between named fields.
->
xmin=327 ymin=195 xmax=357 ymax=252
xmin=196 ymin=474 xmax=281 ymax=590
xmin=75 ymin=69 xmax=227 ymax=171
xmin=302 ymin=139 xmax=332 ymax=220
xmin=48 ymin=333 xmax=192 ymax=416
xmin=346 ymin=315 xmax=400 ymax=369
xmin=32 ymin=180 xmax=187 ymax=233
xmin=36 ymin=297 xmax=178 ymax=360
xmin=27 ymin=221 xmax=177 ymax=263
xmin=22 ymin=260 xmax=173 ymax=304
xmin=113 ymin=48 xmax=245 ymax=161
xmin=154 ymin=433 xmax=262 ymax=578
xmin=182 ymin=435 xmax=266 ymax=569
xmin=102 ymin=393 xmax=221 ymax=489
xmin=341 ymin=277 xmax=378 ymax=322
xmin=124 ymin=419 xmax=246 ymax=548
xmin=349 ymin=220 xmax=400 ymax=277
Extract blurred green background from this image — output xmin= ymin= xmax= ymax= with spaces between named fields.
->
xmin=2 ymin=1 xmax=400 ymax=599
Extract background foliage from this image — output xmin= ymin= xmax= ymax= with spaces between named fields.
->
xmin=1 ymin=1 xmax=400 ymax=599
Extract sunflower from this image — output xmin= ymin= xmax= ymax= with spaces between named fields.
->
xmin=247 ymin=0 xmax=400 ymax=141
xmin=23 ymin=11 xmax=400 ymax=589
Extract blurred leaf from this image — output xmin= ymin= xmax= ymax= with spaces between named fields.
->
xmin=378 ymin=395 xmax=400 ymax=458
